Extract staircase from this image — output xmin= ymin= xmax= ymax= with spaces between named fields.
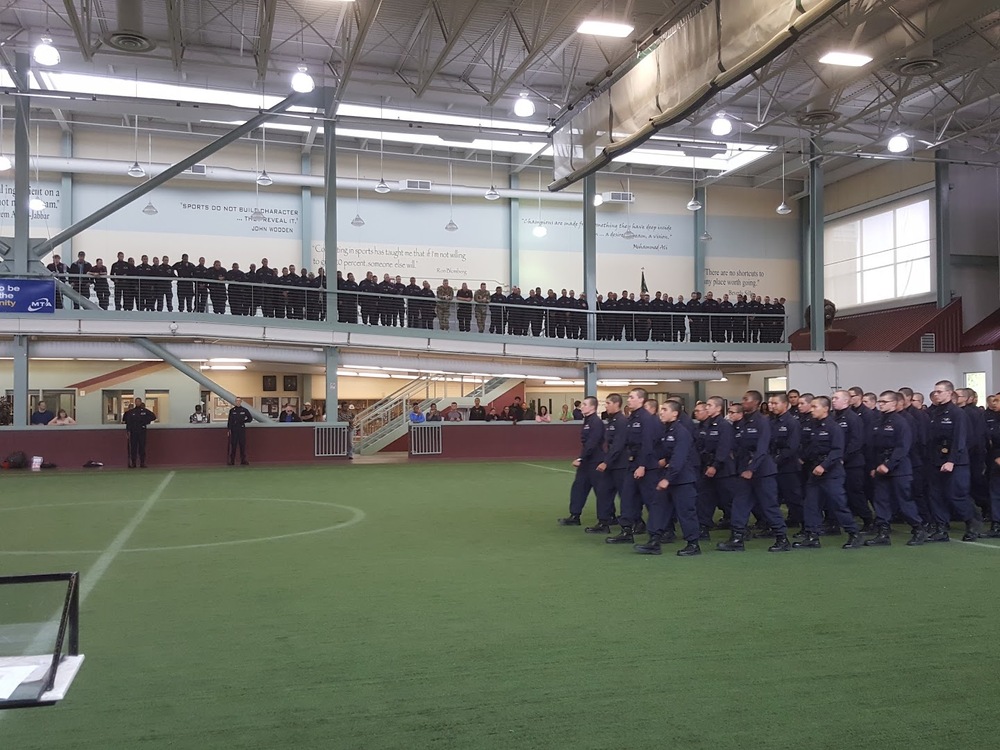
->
xmin=353 ymin=376 xmax=520 ymax=455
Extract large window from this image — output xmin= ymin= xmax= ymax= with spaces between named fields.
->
xmin=824 ymin=195 xmax=933 ymax=310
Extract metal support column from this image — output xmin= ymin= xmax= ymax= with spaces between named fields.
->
xmin=808 ymin=139 xmax=825 ymax=352
xmin=301 ymin=152 xmax=313 ymax=271
xmin=12 ymin=53 xmax=30 ymax=274
xmin=935 ymin=149 xmax=951 ymax=308
xmin=322 ymin=89 xmax=338 ymax=321
xmin=12 ymin=334 xmax=28 ymax=427
xmin=325 ymin=346 xmax=339 ymax=422
xmin=34 ymin=91 xmax=309 ymax=258
xmin=582 ymin=174 xmax=597 ymax=340
xmin=584 ymin=362 xmax=598 ymax=398
xmin=509 ymin=172 xmax=520 ymax=288
xmin=693 ymin=186 xmax=707 ymax=294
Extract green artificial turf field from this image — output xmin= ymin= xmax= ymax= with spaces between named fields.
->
xmin=1 ymin=461 xmax=998 ymax=749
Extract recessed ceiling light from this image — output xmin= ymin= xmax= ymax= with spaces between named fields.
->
xmin=819 ymin=51 xmax=872 ymax=67
xmin=577 ymin=20 xmax=634 ymax=38
xmin=887 ymin=135 xmax=910 ymax=153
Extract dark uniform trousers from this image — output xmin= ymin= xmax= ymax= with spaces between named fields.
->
xmin=569 ymin=461 xmax=616 ymax=521
xmin=842 ymin=462 xmax=873 ymax=522
xmin=989 ymin=462 xmax=1000 ymax=523
xmin=872 ymin=472 xmax=920 ymax=528
xmin=696 ymin=474 xmax=735 ymax=528
xmin=928 ymin=464 xmax=975 ymax=525
xmin=650 ymin=480 xmax=699 ymax=542
xmin=804 ymin=465 xmax=859 ymax=534
xmin=128 ymin=430 xmax=147 ymax=467
xmin=619 ymin=468 xmax=658 ymax=526
xmin=229 ymin=428 xmax=248 ymax=463
xmin=731 ymin=474 xmax=786 ymax=533
xmin=776 ymin=471 xmax=804 ymax=526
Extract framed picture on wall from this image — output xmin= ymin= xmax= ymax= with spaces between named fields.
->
xmin=262 ymin=375 xmax=277 ymax=392
xmin=283 ymin=375 xmax=298 ymax=392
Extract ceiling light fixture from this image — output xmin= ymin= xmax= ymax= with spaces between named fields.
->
xmin=485 ymin=110 xmax=500 ymax=200
xmin=532 ymin=170 xmax=547 ymax=237
xmin=127 ymin=114 xmax=145 ymax=178
xmin=142 ymin=133 xmax=158 ymax=215
xmin=351 ymin=153 xmax=365 ymax=227
xmin=577 ymin=20 xmax=634 ymax=38
xmin=33 ymin=36 xmax=60 ymax=67
xmin=0 ymin=105 xmax=11 ymax=172
xmin=776 ymin=140 xmax=792 ymax=215
xmin=514 ymin=91 xmax=535 ymax=118
xmin=887 ymin=134 xmax=910 ymax=153
xmin=375 ymin=96 xmax=390 ymax=193
xmin=686 ymin=158 xmax=701 ymax=211
xmin=142 ymin=200 xmax=159 ymax=216
xmin=593 ymin=193 xmax=604 ymax=207
xmin=291 ymin=65 xmax=314 ymax=93
xmin=819 ymin=51 xmax=873 ymax=67
xmin=29 ymin=125 xmax=44 ymax=212
xmin=256 ymin=126 xmax=272 ymax=186
xmin=445 ymin=161 xmax=458 ymax=231
xmin=700 ymin=186 xmax=712 ymax=241
xmin=710 ymin=113 xmax=733 ymax=137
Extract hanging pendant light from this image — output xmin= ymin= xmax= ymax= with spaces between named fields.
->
xmin=250 ymin=143 xmax=265 ymax=221
xmin=351 ymin=153 xmax=365 ymax=227
xmin=29 ymin=125 xmax=44 ymax=211
xmin=700 ymin=187 xmax=712 ymax=241
xmin=622 ymin=173 xmax=635 ymax=239
xmin=142 ymin=134 xmax=158 ymax=216
xmin=127 ymin=114 xmax=145 ymax=178
xmin=686 ymin=158 xmax=701 ymax=211
xmin=256 ymin=126 xmax=273 ymax=186
xmin=776 ymin=141 xmax=792 ymax=215
xmin=0 ymin=106 xmax=11 ymax=172
xmin=485 ymin=112 xmax=500 ymax=200
xmin=445 ymin=161 xmax=458 ymax=231
xmin=142 ymin=200 xmax=159 ymax=216
xmin=375 ymin=97 xmax=391 ymax=193
xmin=532 ymin=170 xmax=547 ymax=237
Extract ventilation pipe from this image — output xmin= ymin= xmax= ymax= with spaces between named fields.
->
xmin=104 ymin=0 xmax=157 ymax=53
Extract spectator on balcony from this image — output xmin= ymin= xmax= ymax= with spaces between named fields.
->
xmin=559 ymin=404 xmax=572 ymax=422
xmin=68 ymin=251 xmax=93 ymax=308
xmin=436 ymin=279 xmax=455 ymax=331
xmin=31 ymin=401 xmax=55 ymax=426
xmin=189 ymin=404 xmax=210 ymax=424
xmin=300 ymin=403 xmax=317 ymax=422
xmin=409 ymin=404 xmax=426 ymax=423
xmin=445 ymin=402 xmax=463 ymax=421
xmin=510 ymin=397 xmax=525 ymax=422
xmin=337 ymin=403 xmax=356 ymax=459
xmin=536 ymin=406 xmax=551 ymax=423
xmin=500 ymin=406 xmax=512 ymax=421
xmin=426 ymin=404 xmax=443 ymax=422
xmin=524 ymin=402 xmax=536 ymax=421
xmin=572 ymin=401 xmax=584 ymax=420
xmin=278 ymin=404 xmax=302 ymax=423
xmin=485 ymin=406 xmax=500 ymax=422
xmin=469 ymin=397 xmax=487 ymax=421
xmin=456 ymin=283 xmax=474 ymax=332
xmin=91 ymin=258 xmax=110 ymax=310
xmin=48 ymin=408 xmax=76 ymax=426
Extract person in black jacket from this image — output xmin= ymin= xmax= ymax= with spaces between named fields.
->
xmin=173 ymin=253 xmax=196 ymax=312
xmin=91 ymin=258 xmax=111 ymax=310
xmin=123 ymin=399 xmax=156 ymax=468
xmin=926 ymin=379 xmax=982 ymax=541
xmin=158 ymin=255 xmax=175 ymax=312
xmin=559 ymin=396 xmax=614 ymax=529
xmin=695 ymin=397 xmax=737 ymax=534
xmin=227 ymin=397 xmax=253 ymax=465
xmin=110 ymin=252 xmax=130 ymax=310
xmin=68 ymin=251 xmax=93 ymax=308
xmin=768 ymin=393 xmax=804 ymax=533
xmin=984 ymin=395 xmax=1000 ymax=537
xmin=606 ymin=389 xmax=661 ymax=545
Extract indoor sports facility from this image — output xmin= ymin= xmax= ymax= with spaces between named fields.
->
xmin=3 ymin=0 xmax=1000 ymax=747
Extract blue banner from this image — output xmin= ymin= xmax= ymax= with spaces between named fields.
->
xmin=0 ymin=278 xmax=56 ymax=313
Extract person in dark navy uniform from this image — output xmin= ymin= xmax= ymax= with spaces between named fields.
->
xmin=634 ymin=402 xmax=702 ymax=556
xmin=832 ymin=390 xmax=875 ymax=533
xmin=767 ymin=393 xmax=804 ymax=533
xmin=864 ymin=391 xmax=927 ymax=546
xmin=717 ymin=391 xmax=789 ymax=552
xmin=559 ymin=396 xmax=615 ymax=529
xmin=792 ymin=396 xmax=863 ymax=550
xmin=595 ymin=393 xmax=628 ymax=533
xmin=227 ymin=397 xmax=253 ymax=465
xmin=694 ymin=397 xmax=736 ymax=535
xmin=958 ymin=388 xmax=989 ymax=521
xmin=985 ymin=395 xmax=1000 ymax=536
xmin=123 ymin=399 xmax=156 ymax=468
xmin=898 ymin=386 xmax=932 ymax=522
xmin=926 ymin=380 xmax=982 ymax=542
xmin=606 ymin=389 xmax=661 ymax=545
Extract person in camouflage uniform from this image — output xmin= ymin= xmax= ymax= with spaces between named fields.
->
xmin=473 ymin=282 xmax=491 ymax=333
xmin=436 ymin=279 xmax=455 ymax=331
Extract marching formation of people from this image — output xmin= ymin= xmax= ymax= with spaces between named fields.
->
xmin=43 ymin=256 xmax=788 ymax=343
xmin=559 ymin=381 xmax=998 ymax=557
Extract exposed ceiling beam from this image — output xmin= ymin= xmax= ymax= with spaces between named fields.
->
xmin=337 ymin=0 xmax=386 ymax=102
xmin=415 ymin=0 xmax=488 ymax=98
xmin=61 ymin=0 xmax=93 ymax=62
xmin=165 ymin=0 xmax=185 ymax=69
xmin=254 ymin=0 xmax=279 ymax=80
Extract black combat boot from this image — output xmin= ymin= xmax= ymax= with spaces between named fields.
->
xmin=792 ymin=532 xmax=821 ymax=549
xmin=865 ymin=525 xmax=892 ymax=546
xmin=676 ymin=542 xmax=702 ymax=557
xmin=841 ymin=532 xmax=864 ymax=549
xmin=557 ymin=515 xmax=581 ymax=526
xmin=661 ymin=528 xmax=677 ymax=543
xmin=926 ymin=523 xmax=950 ymax=543
xmin=605 ymin=526 xmax=634 ymax=544
xmin=987 ymin=522 xmax=1000 ymax=539
xmin=859 ymin=519 xmax=877 ymax=534
xmin=791 ymin=525 xmax=808 ymax=540
xmin=906 ymin=525 xmax=929 ymax=546
xmin=698 ymin=526 xmax=711 ymax=541
xmin=962 ymin=518 xmax=983 ymax=542
xmin=768 ymin=534 xmax=791 ymax=552
xmin=716 ymin=530 xmax=746 ymax=552
xmin=633 ymin=519 xmax=647 ymax=535
xmin=634 ymin=534 xmax=662 ymax=555
xmin=584 ymin=520 xmax=612 ymax=534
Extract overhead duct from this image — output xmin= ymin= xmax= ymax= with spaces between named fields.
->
xmin=597 ymin=369 xmax=725 ymax=381
xmin=338 ymin=352 xmax=583 ymax=380
xmin=0 ymin=340 xmax=326 ymax=365
xmin=104 ymin=0 xmax=157 ymax=53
